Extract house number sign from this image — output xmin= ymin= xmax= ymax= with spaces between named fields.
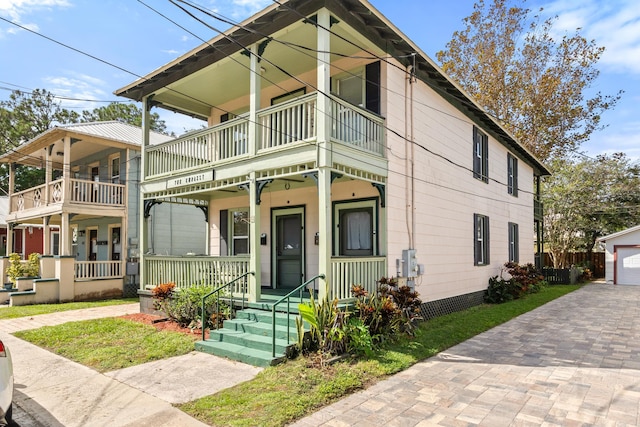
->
xmin=166 ymin=170 xmax=214 ymax=189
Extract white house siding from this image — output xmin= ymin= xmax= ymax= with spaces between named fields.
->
xmin=602 ymin=229 xmax=640 ymax=284
xmin=383 ymin=59 xmax=535 ymax=302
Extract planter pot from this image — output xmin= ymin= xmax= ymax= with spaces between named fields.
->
xmin=3 ymin=283 xmax=13 ymax=290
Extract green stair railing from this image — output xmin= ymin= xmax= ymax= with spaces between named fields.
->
xmin=201 ymin=271 xmax=255 ymax=341
xmin=271 ymin=274 xmax=325 ymax=357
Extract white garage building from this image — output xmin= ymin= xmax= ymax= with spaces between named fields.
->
xmin=598 ymin=225 xmax=640 ymax=285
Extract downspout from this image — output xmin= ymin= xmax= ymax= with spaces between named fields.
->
xmin=405 ymin=60 xmax=416 ymax=249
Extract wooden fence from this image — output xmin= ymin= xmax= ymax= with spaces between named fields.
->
xmin=542 ymin=252 xmax=604 ymax=278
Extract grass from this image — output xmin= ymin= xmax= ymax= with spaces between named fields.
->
xmin=0 ymin=298 xmax=138 ymax=320
xmin=14 ymin=317 xmax=197 ymax=372
xmin=178 ymin=284 xmax=580 ymax=426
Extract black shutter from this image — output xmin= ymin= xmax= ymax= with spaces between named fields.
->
xmin=473 ymin=127 xmax=481 ymax=179
xmin=474 ymin=213 xmax=480 ymax=265
xmin=220 ymin=210 xmax=228 ymax=256
xmin=485 ymin=216 xmax=490 ymax=265
xmin=365 ymin=61 xmax=381 ymax=114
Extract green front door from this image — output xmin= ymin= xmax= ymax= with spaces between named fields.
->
xmin=273 ymin=208 xmax=304 ymax=289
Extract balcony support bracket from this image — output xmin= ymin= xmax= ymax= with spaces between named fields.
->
xmin=143 ymin=199 xmax=163 ymax=218
xmin=371 ymin=183 xmax=386 ymax=207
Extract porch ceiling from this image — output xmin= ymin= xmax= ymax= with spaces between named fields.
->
xmin=142 ymin=16 xmax=370 ymax=119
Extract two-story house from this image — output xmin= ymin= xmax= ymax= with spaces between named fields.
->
xmin=115 ymin=0 xmax=549 ymax=364
xmin=0 ymin=121 xmax=207 ymax=305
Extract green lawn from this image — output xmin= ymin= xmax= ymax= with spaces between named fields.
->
xmin=14 ymin=317 xmax=197 ymax=372
xmin=0 ymin=298 xmax=138 ymax=320
xmin=10 ymin=285 xmax=580 ymax=426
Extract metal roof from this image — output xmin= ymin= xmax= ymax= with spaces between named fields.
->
xmin=597 ymin=225 xmax=640 ymax=242
xmin=53 ymin=121 xmax=173 ymax=146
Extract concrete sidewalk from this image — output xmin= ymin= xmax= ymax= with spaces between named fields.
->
xmin=0 ymin=303 xmax=262 ymax=427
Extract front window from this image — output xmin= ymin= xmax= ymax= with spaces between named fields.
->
xmin=335 ymin=200 xmax=377 ymax=256
xmin=110 ymin=155 xmax=120 ymax=184
xmin=230 ymin=209 xmax=249 ymax=255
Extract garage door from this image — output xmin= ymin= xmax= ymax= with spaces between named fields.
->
xmin=617 ymin=247 xmax=640 ymax=285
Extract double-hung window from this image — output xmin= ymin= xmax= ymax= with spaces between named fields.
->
xmin=230 ymin=209 xmax=249 ymax=255
xmin=474 ymin=214 xmax=490 ymax=266
xmin=507 ymin=154 xmax=518 ymax=196
xmin=508 ymin=222 xmax=519 ymax=263
xmin=473 ymin=126 xmax=489 ymax=183
xmin=334 ymin=200 xmax=377 ymax=256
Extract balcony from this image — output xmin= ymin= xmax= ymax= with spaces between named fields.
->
xmin=144 ymin=92 xmax=385 ymax=181
xmin=9 ymin=177 xmax=125 ymax=216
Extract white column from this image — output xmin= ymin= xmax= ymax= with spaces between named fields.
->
xmin=249 ymin=42 xmax=261 ymax=156
xmin=60 ymin=213 xmax=70 ymax=256
xmin=248 ymin=172 xmax=261 ymax=302
xmin=316 ymin=8 xmax=332 ymax=301
xmin=42 ymin=217 xmax=50 ymax=256
xmin=45 ymin=146 xmax=52 ymax=204
xmin=139 ymin=96 xmax=152 ymax=290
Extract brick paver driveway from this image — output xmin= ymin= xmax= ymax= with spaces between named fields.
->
xmin=294 ymin=283 xmax=640 ymax=426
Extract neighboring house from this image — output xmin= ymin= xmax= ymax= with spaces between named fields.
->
xmin=597 ymin=225 xmax=640 ymax=285
xmin=115 ymin=0 xmax=549 ymax=364
xmin=0 ymin=122 xmax=207 ymax=305
xmin=0 ymin=196 xmax=60 ymax=258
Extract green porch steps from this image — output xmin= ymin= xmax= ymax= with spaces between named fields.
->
xmin=195 ymin=307 xmax=302 ymax=367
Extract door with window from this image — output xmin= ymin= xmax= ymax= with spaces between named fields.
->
xmin=88 ymin=229 xmax=98 ymax=261
xmin=273 ymin=208 xmax=304 ymax=289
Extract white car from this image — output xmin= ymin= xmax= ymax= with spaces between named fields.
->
xmin=0 ymin=338 xmax=13 ymax=424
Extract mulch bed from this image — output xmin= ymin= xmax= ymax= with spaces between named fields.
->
xmin=120 ymin=313 xmax=209 ymax=339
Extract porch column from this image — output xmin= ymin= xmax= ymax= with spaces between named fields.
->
xmin=42 ymin=216 xmax=50 ymax=256
xmin=44 ymin=146 xmax=51 ymax=205
xmin=248 ymin=42 xmax=261 ymax=156
xmin=249 ymin=172 xmax=261 ymax=302
xmin=316 ymin=8 xmax=332 ymax=301
xmin=6 ymin=223 xmax=13 ymax=256
xmin=62 ymin=136 xmax=71 ymax=187
xmin=60 ymin=213 xmax=71 ymax=256
xmin=139 ymin=96 xmax=152 ymax=290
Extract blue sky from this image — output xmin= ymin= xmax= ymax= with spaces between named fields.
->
xmin=0 ymin=0 xmax=638 ymax=160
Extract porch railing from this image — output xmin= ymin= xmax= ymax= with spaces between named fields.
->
xmin=142 ymin=92 xmax=386 ymax=181
xmin=330 ymin=256 xmax=387 ymax=300
xmin=70 ymin=179 xmax=125 ymax=206
xmin=145 ymin=116 xmax=249 ymax=179
xmin=143 ymin=255 xmax=250 ymax=292
xmin=258 ymin=93 xmax=317 ymax=151
xmin=331 ymin=97 xmax=385 ymax=156
xmin=9 ymin=178 xmax=125 ymax=213
xmin=75 ymin=261 xmax=122 ymax=280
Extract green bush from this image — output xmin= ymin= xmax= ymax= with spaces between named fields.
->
xmin=485 ymin=262 xmax=547 ymax=304
xmin=6 ymin=252 xmax=40 ymax=284
xmin=153 ymin=283 xmax=228 ymax=330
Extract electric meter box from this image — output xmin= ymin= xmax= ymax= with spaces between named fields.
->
xmin=402 ymin=249 xmax=418 ymax=278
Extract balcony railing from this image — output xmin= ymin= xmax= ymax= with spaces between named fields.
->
xmin=330 ymin=256 xmax=387 ymax=300
xmin=143 ymin=255 xmax=250 ymax=293
xmin=75 ymin=260 xmax=122 ymax=280
xmin=10 ymin=178 xmax=125 ymax=214
xmin=144 ymin=92 xmax=385 ymax=180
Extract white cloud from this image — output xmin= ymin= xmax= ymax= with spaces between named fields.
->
xmin=42 ymin=72 xmax=109 ymax=110
xmin=540 ymin=0 xmax=640 ymax=74
xmin=0 ymin=0 xmax=70 ymax=37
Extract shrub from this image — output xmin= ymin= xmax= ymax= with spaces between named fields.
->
xmin=6 ymin=252 xmax=40 ymax=284
xmin=485 ymin=262 xmax=547 ymax=304
xmin=152 ymin=283 xmax=228 ymax=330
xmin=297 ymin=293 xmax=347 ymax=359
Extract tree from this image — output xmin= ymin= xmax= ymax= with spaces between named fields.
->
xmin=0 ymin=89 xmax=79 ymax=151
xmin=436 ymin=0 xmax=622 ymax=162
xmin=81 ymin=103 xmax=168 ymax=134
xmin=542 ymin=154 xmax=640 ymax=268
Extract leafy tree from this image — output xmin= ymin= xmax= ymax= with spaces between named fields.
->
xmin=436 ymin=0 xmax=622 ymax=162
xmin=542 ymin=154 xmax=640 ymax=268
xmin=81 ymin=102 xmax=168 ymax=134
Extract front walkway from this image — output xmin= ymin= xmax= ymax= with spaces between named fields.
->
xmin=293 ymin=283 xmax=640 ymax=426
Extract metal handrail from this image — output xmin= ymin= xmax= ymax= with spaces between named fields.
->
xmin=271 ymin=274 xmax=325 ymax=357
xmin=201 ymin=271 xmax=254 ymax=341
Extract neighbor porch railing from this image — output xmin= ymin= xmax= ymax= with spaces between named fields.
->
xmin=143 ymin=92 xmax=385 ymax=180
xmin=143 ymin=255 xmax=250 ymax=292
xmin=330 ymin=256 xmax=387 ymax=300
xmin=75 ymin=260 xmax=122 ymax=280
xmin=10 ymin=178 xmax=125 ymax=213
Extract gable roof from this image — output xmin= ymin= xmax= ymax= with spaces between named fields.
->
xmin=115 ymin=0 xmax=549 ymax=177
xmin=597 ymin=225 xmax=640 ymax=243
xmin=0 ymin=121 xmax=172 ymax=166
